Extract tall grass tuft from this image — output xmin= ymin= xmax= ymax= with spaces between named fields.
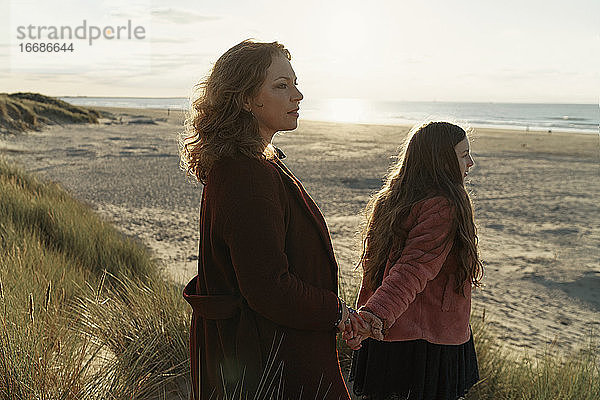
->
xmin=0 ymin=158 xmax=189 ymax=399
xmin=464 ymin=310 xmax=599 ymax=400
xmin=70 ymin=271 xmax=190 ymax=398
xmin=0 ymin=157 xmax=157 ymax=280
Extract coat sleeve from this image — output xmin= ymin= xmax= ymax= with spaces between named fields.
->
xmin=218 ymin=173 xmax=339 ymax=332
xmin=363 ymin=196 xmax=456 ymax=329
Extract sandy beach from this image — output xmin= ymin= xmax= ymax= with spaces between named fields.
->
xmin=1 ymin=106 xmax=598 ymax=357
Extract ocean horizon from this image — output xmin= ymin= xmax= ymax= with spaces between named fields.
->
xmin=61 ymin=96 xmax=599 ymax=135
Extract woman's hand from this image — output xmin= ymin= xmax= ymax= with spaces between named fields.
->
xmin=335 ymin=303 xmax=351 ymax=333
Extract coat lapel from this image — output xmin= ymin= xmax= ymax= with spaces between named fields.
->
xmin=271 ymin=158 xmax=339 ymax=278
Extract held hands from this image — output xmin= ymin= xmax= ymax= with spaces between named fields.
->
xmin=338 ymin=307 xmax=384 ymax=350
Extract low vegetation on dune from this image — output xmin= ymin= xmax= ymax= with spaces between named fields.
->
xmin=465 ymin=313 xmax=598 ymax=399
xmin=0 ymin=158 xmax=190 ymax=399
xmin=0 ymin=92 xmax=101 ymax=134
xmin=0 ymin=157 xmax=598 ymax=399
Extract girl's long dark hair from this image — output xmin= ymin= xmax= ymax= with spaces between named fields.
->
xmin=360 ymin=121 xmax=483 ymax=294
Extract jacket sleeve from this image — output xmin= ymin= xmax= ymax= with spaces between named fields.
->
xmin=363 ymin=196 xmax=456 ymax=329
xmin=219 ymin=177 xmax=339 ymax=332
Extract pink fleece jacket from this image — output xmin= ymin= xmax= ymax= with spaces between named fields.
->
xmin=357 ymin=196 xmax=472 ymax=345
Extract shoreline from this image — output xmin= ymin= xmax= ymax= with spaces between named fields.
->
xmin=84 ymin=104 xmax=600 ymax=136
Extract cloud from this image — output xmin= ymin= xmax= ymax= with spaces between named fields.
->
xmin=151 ymin=37 xmax=187 ymax=44
xmin=454 ymin=68 xmax=568 ymax=82
xmin=496 ymin=68 xmax=564 ymax=80
xmin=109 ymin=11 xmax=137 ymax=18
xmin=148 ymin=53 xmax=213 ymax=74
xmin=150 ymin=8 xmax=221 ymax=24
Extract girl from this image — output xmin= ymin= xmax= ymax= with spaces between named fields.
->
xmin=347 ymin=121 xmax=483 ymax=400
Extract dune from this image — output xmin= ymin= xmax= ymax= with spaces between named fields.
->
xmin=0 ymin=92 xmax=101 ymax=134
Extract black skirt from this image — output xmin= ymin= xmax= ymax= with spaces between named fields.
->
xmin=349 ymin=333 xmax=479 ymax=400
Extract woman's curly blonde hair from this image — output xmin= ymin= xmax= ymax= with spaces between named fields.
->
xmin=179 ymin=40 xmax=290 ymax=183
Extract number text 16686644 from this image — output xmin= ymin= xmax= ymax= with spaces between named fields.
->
xmin=19 ymin=43 xmax=74 ymax=52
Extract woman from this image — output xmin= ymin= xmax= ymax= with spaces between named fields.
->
xmin=179 ymin=40 xmax=353 ymax=400
xmin=346 ymin=122 xmax=483 ymax=400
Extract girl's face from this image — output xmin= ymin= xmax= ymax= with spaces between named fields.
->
xmin=247 ymin=55 xmax=303 ymax=143
xmin=454 ymin=136 xmax=474 ymax=181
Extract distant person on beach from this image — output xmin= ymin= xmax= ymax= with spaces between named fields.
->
xmin=178 ymin=40 xmax=358 ymax=400
xmin=345 ymin=122 xmax=483 ymax=400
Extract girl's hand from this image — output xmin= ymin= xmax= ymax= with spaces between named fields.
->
xmin=342 ymin=309 xmax=370 ymax=340
xmin=346 ymin=334 xmax=365 ymax=350
xmin=358 ymin=309 xmax=384 ymax=340
xmin=343 ymin=310 xmax=372 ymax=350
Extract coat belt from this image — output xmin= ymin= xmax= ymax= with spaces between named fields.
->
xmin=183 ymin=276 xmax=242 ymax=319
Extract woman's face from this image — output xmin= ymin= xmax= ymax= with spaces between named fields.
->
xmin=247 ymin=55 xmax=303 ymax=142
xmin=454 ymin=136 xmax=474 ymax=181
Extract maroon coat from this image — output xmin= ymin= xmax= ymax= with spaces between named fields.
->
xmin=357 ymin=196 xmax=472 ymax=345
xmin=183 ymin=154 xmax=350 ymax=400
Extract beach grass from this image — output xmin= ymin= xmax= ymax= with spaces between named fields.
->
xmin=465 ymin=311 xmax=599 ymax=400
xmin=0 ymin=92 xmax=101 ymax=134
xmin=1 ymin=157 xmax=598 ymax=399
xmin=0 ymin=158 xmax=189 ymax=399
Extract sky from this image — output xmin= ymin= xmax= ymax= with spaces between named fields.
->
xmin=0 ymin=0 xmax=599 ymax=103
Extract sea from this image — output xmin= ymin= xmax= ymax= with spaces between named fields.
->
xmin=60 ymin=97 xmax=599 ymax=135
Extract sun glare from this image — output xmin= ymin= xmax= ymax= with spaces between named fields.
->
xmin=319 ymin=98 xmax=372 ymax=124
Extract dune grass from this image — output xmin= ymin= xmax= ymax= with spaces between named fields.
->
xmin=465 ymin=311 xmax=599 ymax=400
xmin=0 ymin=158 xmax=189 ymax=399
xmin=0 ymin=92 xmax=100 ymax=134
xmin=1 ymin=156 xmax=598 ymax=399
